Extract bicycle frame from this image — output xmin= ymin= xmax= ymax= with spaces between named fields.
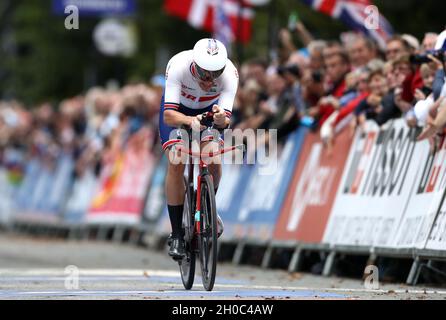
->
xmin=174 ymin=141 xmax=244 ymax=238
xmin=172 ymin=116 xmax=245 ymax=291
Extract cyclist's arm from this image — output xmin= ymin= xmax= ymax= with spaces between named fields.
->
xmin=164 ymin=109 xmax=195 ymax=127
xmin=217 ymin=65 xmax=239 ymax=129
xmin=163 ymin=58 xmax=196 ymax=128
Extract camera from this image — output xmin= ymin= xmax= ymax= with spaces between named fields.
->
xmin=312 ymin=70 xmax=323 ymax=83
xmin=277 ymin=64 xmax=301 ymax=78
xmin=410 ymin=49 xmax=445 ymax=65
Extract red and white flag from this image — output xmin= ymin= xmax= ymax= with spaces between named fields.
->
xmin=164 ymin=0 xmax=254 ymax=43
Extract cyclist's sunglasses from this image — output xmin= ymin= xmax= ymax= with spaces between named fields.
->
xmin=195 ymin=63 xmax=225 ymax=81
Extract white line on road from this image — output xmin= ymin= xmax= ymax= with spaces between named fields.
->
xmin=1 ymin=268 xmax=445 ymax=296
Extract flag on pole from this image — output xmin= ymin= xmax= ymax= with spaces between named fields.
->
xmin=213 ymin=0 xmax=234 ymax=51
xmin=300 ymin=0 xmax=394 ymax=50
xmin=164 ymin=0 xmax=254 ymax=43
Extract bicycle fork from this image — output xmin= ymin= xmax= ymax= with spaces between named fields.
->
xmin=195 ymin=174 xmax=202 ymax=235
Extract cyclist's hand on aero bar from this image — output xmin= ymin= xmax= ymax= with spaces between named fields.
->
xmin=190 ymin=115 xmax=206 ymax=131
xmin=212 ymin=105 xmax=226 ymax=128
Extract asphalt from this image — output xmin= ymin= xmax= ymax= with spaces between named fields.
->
xmin=0 ymin=233 xmax=445 ymax=300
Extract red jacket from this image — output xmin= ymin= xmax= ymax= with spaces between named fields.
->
xmin=333 ymin=92 xmax=370 ymax=127
xmin=318 ymin=79 xmax=347 ymax=126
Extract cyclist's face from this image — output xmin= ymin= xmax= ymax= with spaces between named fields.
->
xmin=198 ymin=79 xmax=214 ymax=91
xmin=194 ymin=62 xmax=224 ymax=91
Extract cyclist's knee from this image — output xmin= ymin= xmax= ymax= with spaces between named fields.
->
xmin=208 ymin=163 xmax=222 ymax=178
xmin=164 ymin=147 xmax=188 ymax=166
xmin=167 ymin=161 xmax=185 ymax=175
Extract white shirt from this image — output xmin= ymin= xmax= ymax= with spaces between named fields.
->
xmin=164 ymin=50 xmax=239 ymax=117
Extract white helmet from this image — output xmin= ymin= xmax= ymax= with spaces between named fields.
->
xmin=193 ymin=38 xmax=227 ymax=80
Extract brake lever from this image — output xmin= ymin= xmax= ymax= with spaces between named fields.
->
xmin=200 ymin=111 xmax=215 ymax=127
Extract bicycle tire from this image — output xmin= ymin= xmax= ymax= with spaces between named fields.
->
xmin=198 ymin=174 xmax=218 ymax=291
xmin=179 ymin=176 xmax=196 ymax=290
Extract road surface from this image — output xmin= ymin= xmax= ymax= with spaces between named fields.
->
xmin=0 ymin=233 xmax=445 ymax=300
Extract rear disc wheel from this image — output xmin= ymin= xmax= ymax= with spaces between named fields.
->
xmin=198 ymin=174 xmax=218 ymax=291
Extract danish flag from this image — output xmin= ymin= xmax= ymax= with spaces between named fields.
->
xmin=164 ymin=0 xmax=254 ymax=43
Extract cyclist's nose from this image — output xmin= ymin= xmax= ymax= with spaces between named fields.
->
xmin=199 ymin=80 xmax=213 ymax=90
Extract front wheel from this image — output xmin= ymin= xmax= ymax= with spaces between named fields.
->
xmin=198 ymin=174 xmax=218 ymax=291
xmin=179 ymin=176 xmax=196 ymax=290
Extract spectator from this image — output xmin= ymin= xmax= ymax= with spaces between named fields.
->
xmin=309 ymin=50 xmax=351 ymax=128
xmin=385 ymin=35 xmax=411 ymax=61
xmin=320 ymin=66 xmax=369 ymax=149
xmin=390 ymin=55 xmax=417 ymax=112
xmin=413 ymin=63 xmax=436 ymax=128
xmin=353 ymin=69 xmax=389 ymax=129
xmin=232 ymin=79 xmax=264 ymax=130
xmin=308 ymin=40 xmax=327 ymax=72
xmin=347 ymin=35 xmax=378 ymax=69
xmin=422 ymin=32 xmax=438 ymax=52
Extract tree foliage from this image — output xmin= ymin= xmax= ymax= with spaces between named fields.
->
xmin=0 ymin=0 xmax=445 ymax=105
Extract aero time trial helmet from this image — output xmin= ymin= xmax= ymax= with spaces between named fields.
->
xmin=193 ymin=38 xmax=228 ymax=81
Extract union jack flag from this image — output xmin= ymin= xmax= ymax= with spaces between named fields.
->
xmin=301 ymin=0 xmax=394 ymax=49
xmin=213 ymin=0 xmax=235 ymax=51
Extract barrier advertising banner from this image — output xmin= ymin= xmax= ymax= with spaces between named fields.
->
xmin=216 ymin=163 xmax=253 ymax=240
xmin=393 ymin=136 xmax=446 ymax=249
xmin=237 ymin=129 xmax=306 ymax=241
xmin=14 ymin=154 xmax=74 ymax=223
xmin=87 ymin=129 xmax=155 ymax=225
xmin=64 ymin=169 xmax=99 ymax=224
xmin=322 ymin=120 xmax=424 ymax=247
xmin=142 ymin=157 xmax=168 ymax=224
xmin=273 ymin=126 xmax=353 ymax=243
xmin=0 ymin=169 xmax=15 ymax=225
xmin=425 ymin=198 xmax=446 ymax=251
xmin=1 ymin=147 xmax=26 ymax=225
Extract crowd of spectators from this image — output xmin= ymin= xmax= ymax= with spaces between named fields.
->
xmin=233 ymin=22 xmax=446 ymax=154
xmin=0 ymin=81 xmax=163 ymax=180
xmin=1 ymin=21 xmax=446 ymax=180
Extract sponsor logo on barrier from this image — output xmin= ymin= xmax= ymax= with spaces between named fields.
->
xmin=323 ymin=120 xmax=442 ymax=248
xmin=416 ymin=137 xmax=446 ymax=194
xmin=239 ymin=139 xmax=294 ymax=222
xmin=217 ymin=129 xmax=305 ymax=242
xmin=287 ymin=143 xmax=336 ymax=232
xmin=428 ymin=210 xmax=446 ymax=246
xmin=343 ymin=131 xmax=376 ymax=195
xmin=91 ymin=154 xmax=124 ymax=208
xmin=274 ymin=127 xmax=353 ymax=242
xmin=87 ymin=128 xmax=155 ymax=224
xmin=392 ymin=135 xmax=446 ymax=248
xmin=344 ymin=125 xmax=417 ymax=198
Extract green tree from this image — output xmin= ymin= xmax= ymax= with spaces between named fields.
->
xmin=1 ymin=0 xmax=445 ymax=105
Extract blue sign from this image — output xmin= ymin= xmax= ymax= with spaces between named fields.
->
xmin=52 ymin=0 xmax=136 ymax=16
xmin=221 ymin=128 xmax=307 ymax=241
xmin=14 ymin=154 xmax=74 ymax=220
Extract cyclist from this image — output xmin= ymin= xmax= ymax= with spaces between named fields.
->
xmin=160 ymin=38 xmax=239 ymax=260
